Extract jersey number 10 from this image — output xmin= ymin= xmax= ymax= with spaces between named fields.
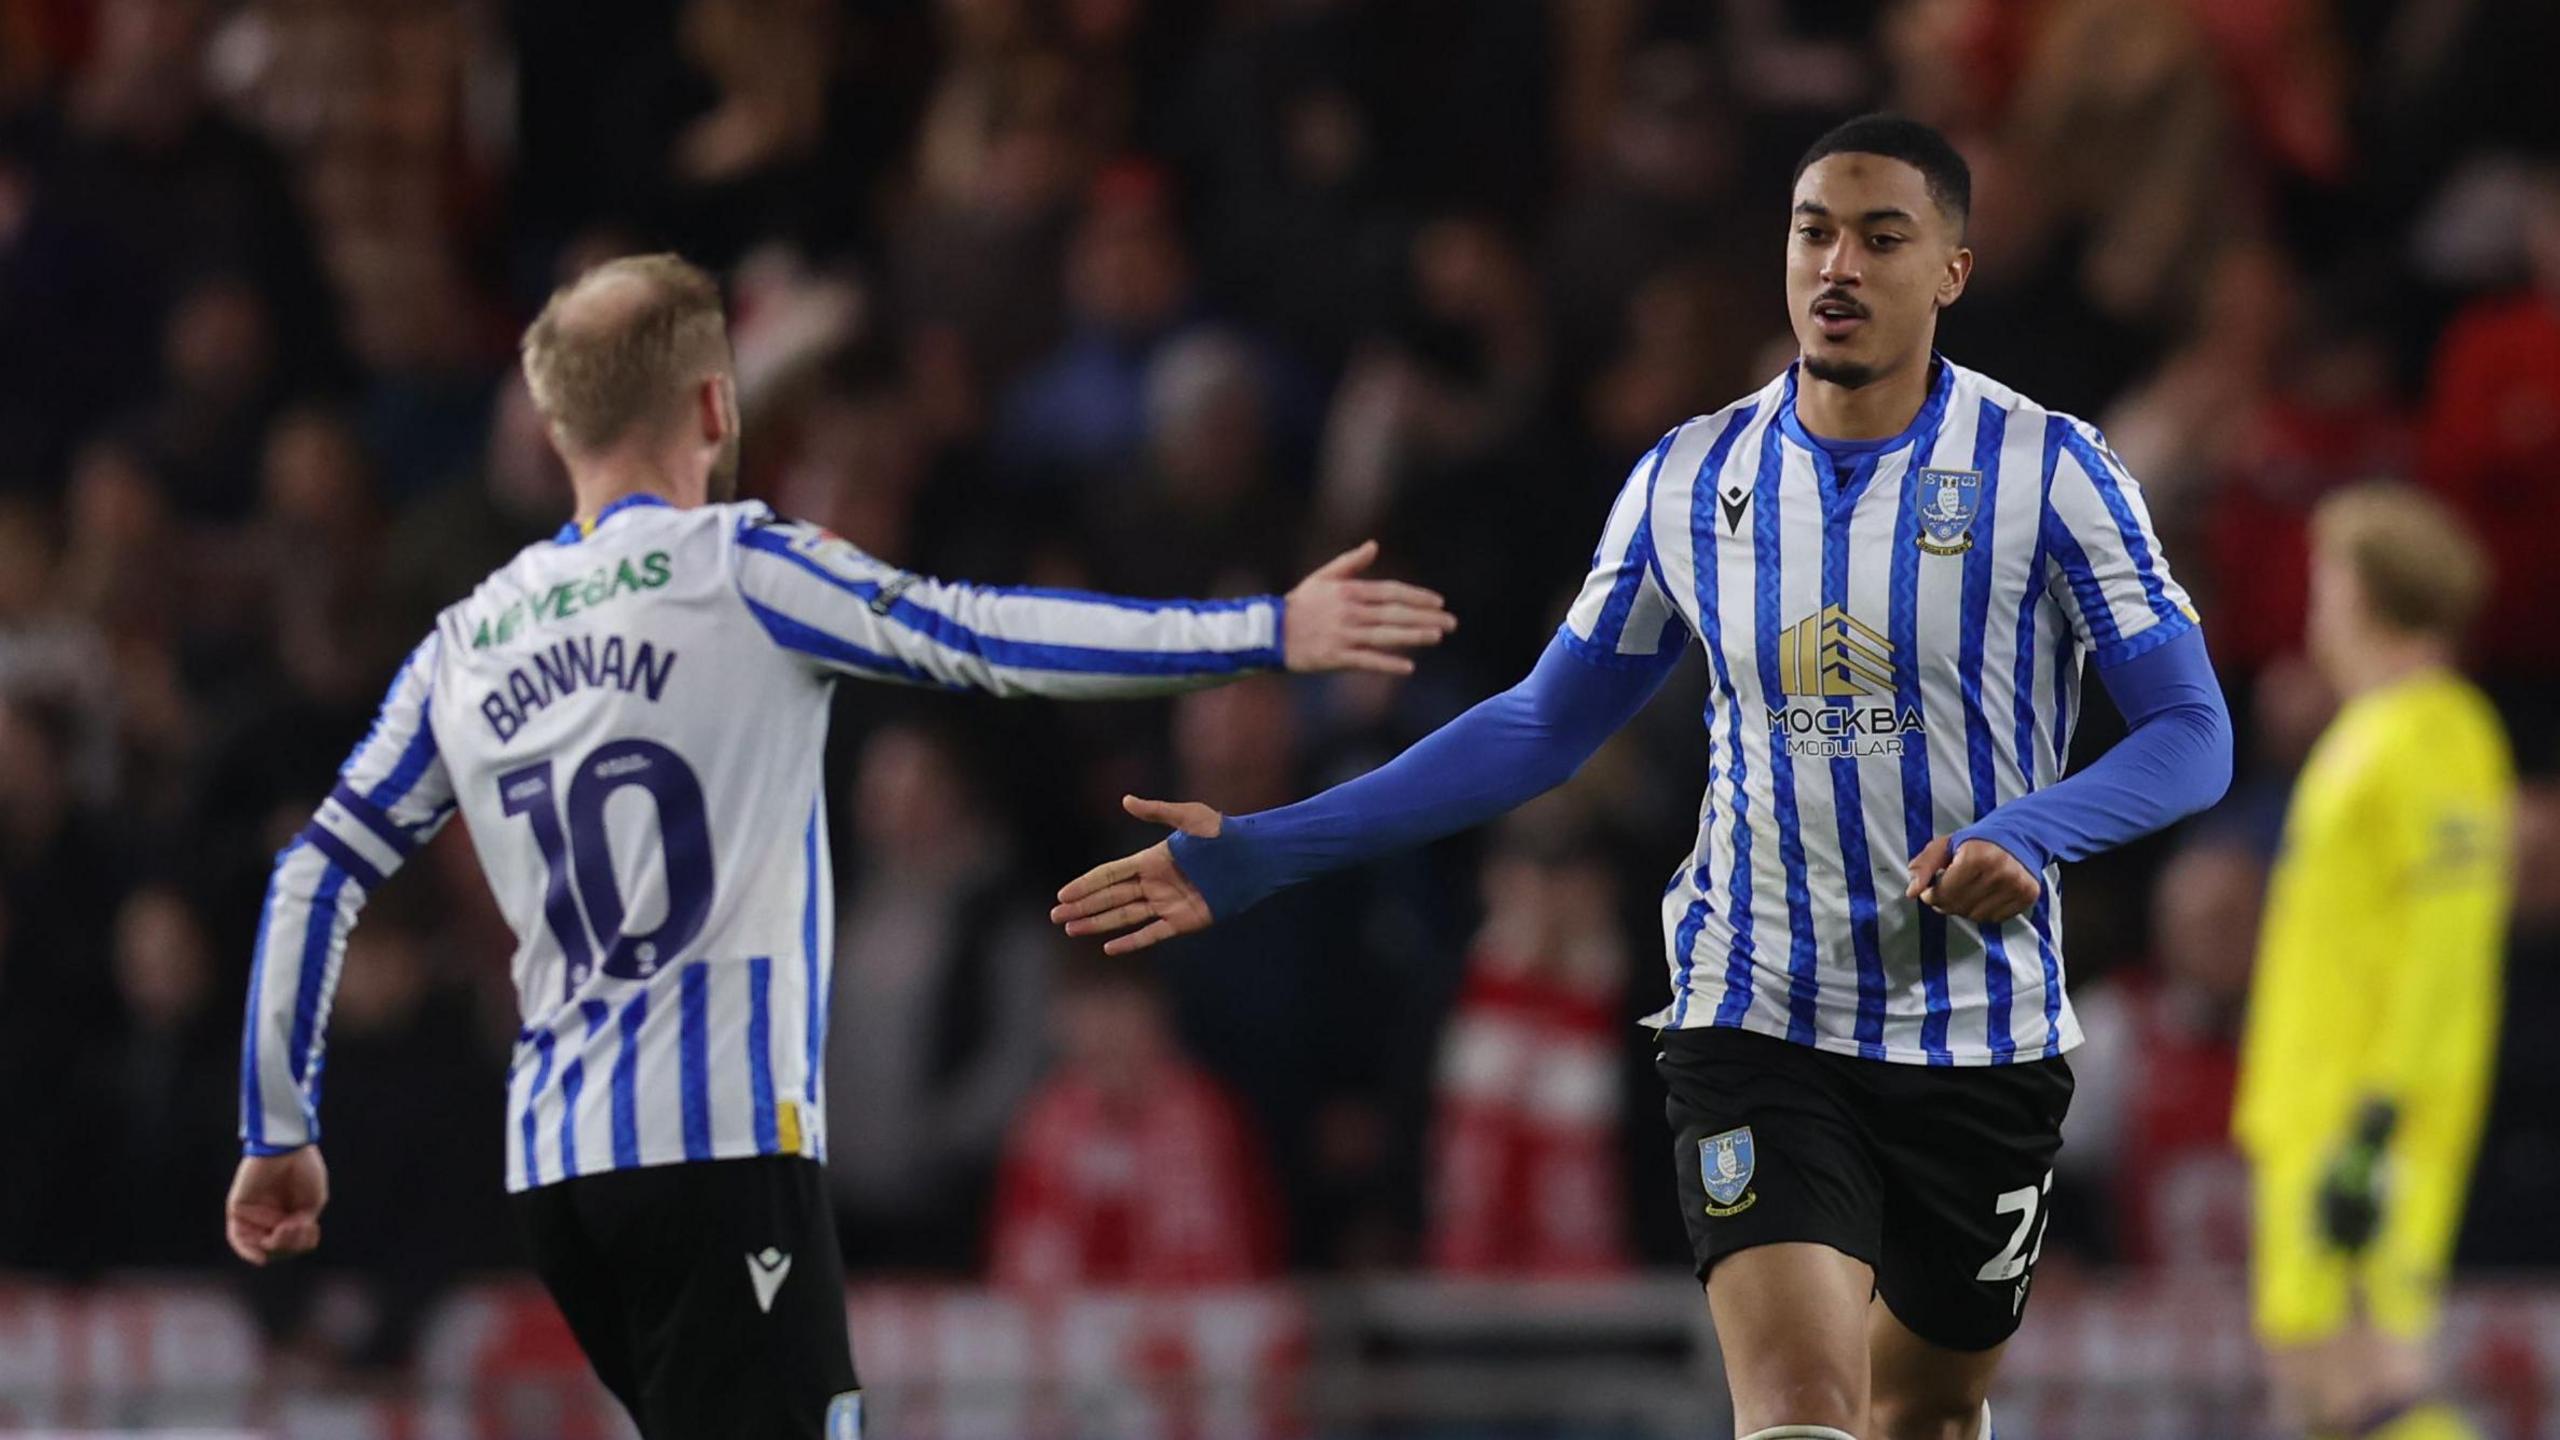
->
xmin=498 ymin=739 xmax=717 ymax=999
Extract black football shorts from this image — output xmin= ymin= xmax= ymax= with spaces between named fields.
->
xmin=1659 ymin=1023 xmax=2074 ymax=1352
xmin=512 ymin=1155 xmax=862 ymax=1438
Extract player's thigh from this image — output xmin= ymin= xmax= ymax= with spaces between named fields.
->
xmin=1708 ymin=1242 xmax=1877 ymax=1435
xmin=1659 ymin=1025 xmax=1887 ymax=1275
xmin=1868 ymin=1300 xmax=2003 ymax=1440
xmin=1659 ymin=1025 xmax=1884 ymax=1432
xmin=587 ymin=1157 xmax=861 ymax=1439
xmin=512 ymin=1181 xmax=647 ymax=1416
xmin=1869 ymin=1052 xmax=2073 ymax=1355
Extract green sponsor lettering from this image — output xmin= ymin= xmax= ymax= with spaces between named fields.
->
xmin=472 ymin=550 xmax=674 ymax=646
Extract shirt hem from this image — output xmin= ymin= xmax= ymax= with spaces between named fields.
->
xmin=1642 ymin=1008 xmax=2084 ymax=1066
xmin=504 ymin=1134 xmax=825 ymax=1193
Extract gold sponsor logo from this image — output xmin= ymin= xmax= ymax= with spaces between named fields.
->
xmin=1766 ymin=606 xmax=1924 ymax=758
xmin=1776 ymin=604 xmax=1897 ymax=696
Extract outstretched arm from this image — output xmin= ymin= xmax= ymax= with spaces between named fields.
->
xmin=1057 ymin=424 xmax=1699 ymax=949
xmin=732 ymin=509 xmax=1453 ymax=697
xmin=1052 ymin=631 xmax=1679 ymax=953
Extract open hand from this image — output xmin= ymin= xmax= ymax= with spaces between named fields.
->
xmin=1906 ymin=835 xmax=2040 ymax=924
xmin=1051 ymin=796 xmax=1226 ymax=954
xmin=1282 ymin=541 xmax=1456 ymax=676
xmin=225 ymin=1147 xmax=328 ymax=1266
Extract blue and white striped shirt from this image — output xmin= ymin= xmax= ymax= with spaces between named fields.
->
xmin=241 ymin=495 xmax=1284 ymax=1191
xmin=1564 ymin=360 xmax=2195 ymax=1064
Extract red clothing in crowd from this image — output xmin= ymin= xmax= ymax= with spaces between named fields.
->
xmin=989 ymin=1063 xmax=1281 ymax=1289
xmin=2106 ymin=976 xmax=2250 ymax=1270
xmin=2205 ymin=393 xmax=2412 ymax=669
xmin=2423 ymin=293 xmax=2560 ymax=672
xmin=1426 ymin=957 xmax=1629 ymax=1277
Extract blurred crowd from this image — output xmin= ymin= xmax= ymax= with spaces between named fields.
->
xmin=1 ymin=0 xmax=2557 ymax=1381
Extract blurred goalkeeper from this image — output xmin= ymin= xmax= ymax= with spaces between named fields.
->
xmin=2236 ymin=484 xmax=2515 ymax=1440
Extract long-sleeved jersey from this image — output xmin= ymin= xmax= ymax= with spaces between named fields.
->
xmin=241 ymin=495 xmax=1285 ymax=1191
xmin=2235 ymin=669 xmax=2514 ymax=1155
xmin=1567 ymin=360 xmax=2196 ymax=1062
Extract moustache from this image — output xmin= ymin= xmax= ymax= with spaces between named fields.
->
xmin=1811 ymin=289 xmax=1870 ymax=319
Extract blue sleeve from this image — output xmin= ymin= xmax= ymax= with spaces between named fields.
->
xmin=1951 ymin=625 xmax=2233 ymax=873
xmin=1167 ymin=631 xmax=1681 ymax=919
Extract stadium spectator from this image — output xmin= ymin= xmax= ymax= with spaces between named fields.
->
xmin=825 ymin=722 xmax=1055 ymax=1275
xmin=2200 ymin=296 xmax=2413 ymax=673
xmin=140 ymin=274 xmax=281 ymax=522
xmin=1544 ymin=45 xmax=1752 ymax=389
xmin=55 ymin=0 xmax=342 ymax=398
xmin=2062 ymin=832 xmax=2260 ymax=1269
xmin=990 ymin=160 xmax=1211 ymax=489
xmin=2101 ymin=241 xmax=2295 ymax=533
xmin=1426 ymin=816 xmax=1631 ymax=1277
xmin=989 ymin=953 xmax=1281 ymax=1289
xmin=84 ymin=882 xmax=237 ymax=1270
xmin=2422 ymin=166 xmax=2560 ymax=704
xmin=1084 ymin=327 xmax=1299 ymax=599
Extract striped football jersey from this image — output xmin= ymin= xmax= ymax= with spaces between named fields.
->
xmin=241 ymin=495 xmax=1284 ymax=1191
xmin=1563 ymin=359 xmax=2194 ymax=1064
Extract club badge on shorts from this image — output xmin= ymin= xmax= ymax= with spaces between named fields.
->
xmin=1698 ymin=1126 xmax=1758 ymax=1217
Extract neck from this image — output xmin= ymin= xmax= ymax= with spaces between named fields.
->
xmin=567 ymin=454 xmax=692 ymax=529
xmin=2334 ymin=634 xmax=2447 ymax=701
xmin=1795 ymin=350 xmax=1935 ymax=442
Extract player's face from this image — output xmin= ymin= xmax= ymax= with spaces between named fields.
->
xmin=1786 ymin=154 xmax=1971 ymax=390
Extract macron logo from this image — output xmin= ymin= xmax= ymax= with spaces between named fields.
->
xmin=747 ymin=1247 xmax=793 ymax=1313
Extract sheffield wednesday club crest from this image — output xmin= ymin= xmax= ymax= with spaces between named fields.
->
xmin=1915 ymin=468 xmax=1982 ymax=556
xmin=1698 ymin=1126 xmax=1757 ymax=1216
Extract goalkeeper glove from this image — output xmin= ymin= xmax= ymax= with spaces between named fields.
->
xmin=2316 ymin=1097 xmax=2397 ymax=1254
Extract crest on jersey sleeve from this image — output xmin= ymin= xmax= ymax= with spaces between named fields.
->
xmin=787 ymin=523 xmax=857 ymax=563
xmin=1698 ymin=1125 xmax=1757 ymax=1213
xmin=785 ymin=521 xmax=920 ymax=613
xmin=1914 ymin=468 xmax=1982 ymax=555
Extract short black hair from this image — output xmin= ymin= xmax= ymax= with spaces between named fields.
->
xmin=1793 ymin=113 xmax=1971 ymax=229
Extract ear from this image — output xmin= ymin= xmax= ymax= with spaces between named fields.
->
xmin=1937 ymin=245 xmax=1975 ymax=311
xmin=695 ymin=374 xmax=735 ymax=446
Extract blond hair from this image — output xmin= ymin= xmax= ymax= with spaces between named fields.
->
xmin=519 ymin=254 xmax=730 ymax=455
xmin=2311 ymin=482 xmax=2493 ymax=642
